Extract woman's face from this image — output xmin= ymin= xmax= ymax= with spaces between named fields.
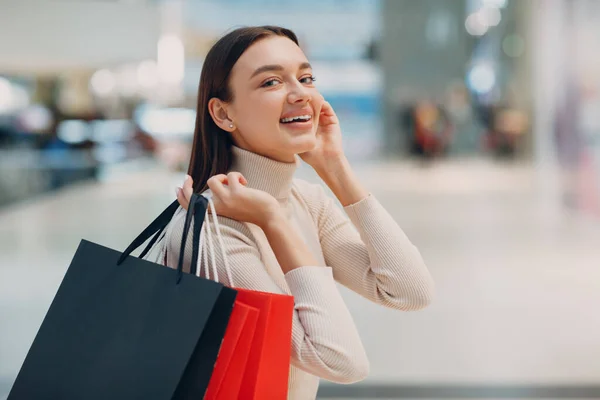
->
xmin=221 ymin=36 xmax=323 ymax=162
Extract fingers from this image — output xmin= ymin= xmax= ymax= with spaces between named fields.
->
xmin=176 ymin=187 xmax=189 ymax=210
xmin=318 ymin=98 xmax=339 ymax=126
xmin=226 ymin=172 xmax=247 ymax=190
xmin=207 ymin=174 xmax=228 ymax=199
xmin=176 ymin=172 xmax=249 ymax=213
xmin=315 ymin=94 xmax=337 ymax=124
xmin=182 ymin=174 xmax=193 ymax=201
xmin=176 ymin=174 xmax=194 ymax=210
xmin=320 ymin=100 xmax=335 ymax=117
xmin=204 ymin=172 xmax=249 ymax=201
xmin=314 ymin=93 xmax=326 ymax=115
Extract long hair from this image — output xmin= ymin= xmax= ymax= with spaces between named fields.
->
xmin=188 ymin=26 xmax=299 ymax=193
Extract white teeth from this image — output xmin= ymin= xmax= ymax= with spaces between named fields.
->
xmin=280 ymin=115 xmax=311 ymax=123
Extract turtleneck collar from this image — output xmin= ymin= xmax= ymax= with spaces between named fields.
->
xmin=229 ymin=146 xmax=298 ymax=201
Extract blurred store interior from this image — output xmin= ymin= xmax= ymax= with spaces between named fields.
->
xmin=1 ymin=0 xmax=600 ymax=398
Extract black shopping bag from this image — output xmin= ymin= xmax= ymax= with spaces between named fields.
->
xmin=8 ymin=194 xmax=236 ymax=400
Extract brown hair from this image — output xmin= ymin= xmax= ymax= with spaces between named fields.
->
xmin=188 ymin=25 xmax=299 ymax=193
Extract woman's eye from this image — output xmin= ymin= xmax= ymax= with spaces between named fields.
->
xmin=300 ymin=75 xmax=317 ymax=84
xmin=261 ymin=79 xmax=280 ymax=88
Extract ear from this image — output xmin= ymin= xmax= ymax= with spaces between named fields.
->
xmin=208 ymin=98 xmax=235 ymax=132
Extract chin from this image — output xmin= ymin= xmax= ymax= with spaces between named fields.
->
xmin=287 ymin=133 xmax=317 ymax=154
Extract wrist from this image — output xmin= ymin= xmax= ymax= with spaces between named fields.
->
xmin=316 ymin=156 xmax=352 ymax=188
xmin=258 ymin=208 xmax=286 ymax=232
xmin=314 ymin=154 xmax=350 ymax=182
xmin=317 ymin=157 xmax=369 ymax=207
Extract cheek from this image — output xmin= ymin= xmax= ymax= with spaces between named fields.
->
xmin=233 ymin=93 xmax=284 ymax=135
xmin=248 ymin=91 xmax=285 ymax=121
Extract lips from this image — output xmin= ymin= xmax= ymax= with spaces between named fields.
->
xmin=280 ymin=108 xmax=313 ymax=124
xmin=280 ymin=115 xmax=312 ymax=123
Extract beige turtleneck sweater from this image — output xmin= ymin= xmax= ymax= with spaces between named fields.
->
xmin=163 ymin=146 xmax=434 ymax=399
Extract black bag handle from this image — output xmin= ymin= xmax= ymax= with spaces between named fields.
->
xmin=176 ymin=193 xmax=208 ymax=283
xmin=117 ymin=200 xmax=180 ymax=265
xmin=137 ymin=222 xmax=167 ymax=260
xmin=138 ymin=194 xmax=208 ymax=266
xmin=190 ymin=194 xmax=206 ymax=277
xmin=117 ymin=194 xmax=209 ymax=284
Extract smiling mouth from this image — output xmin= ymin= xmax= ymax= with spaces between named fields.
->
xmin=279 ymin=115 xmax=312 ymax=124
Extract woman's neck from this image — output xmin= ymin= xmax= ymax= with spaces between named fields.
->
xmin=230 ymin=145 xmax=298 ymax=201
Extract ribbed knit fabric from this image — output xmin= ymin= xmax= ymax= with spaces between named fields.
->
xmin=163 ymin=146 xmax=435 ymax=400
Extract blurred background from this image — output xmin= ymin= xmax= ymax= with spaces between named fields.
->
xmin=1 ymin=0 xmax=599 ymax=399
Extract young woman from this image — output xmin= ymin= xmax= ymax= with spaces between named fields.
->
xmin=165 ymin=26 xmax=434 ymax=399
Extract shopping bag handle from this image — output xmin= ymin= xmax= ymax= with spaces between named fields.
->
xmin=137 ymin=195 xmax=208 ymax=262
xmin=117 ymin=200 xmax=180 ymax=265
xmin=137 ymin=192 xmax=211 ymax=265
xmin=117 ymin=194 xmax=208 ymax=284
xmin=196 ymin=194 xmax=235 ymax=287
xmin=176 ymin=193 xmax=208 ymax=283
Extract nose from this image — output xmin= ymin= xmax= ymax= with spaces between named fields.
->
xmin=287 ymin=81 xmax=311 ymax=104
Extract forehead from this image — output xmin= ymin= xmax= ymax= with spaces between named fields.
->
xmin=232 ymin=36 xmax=308 ymax=77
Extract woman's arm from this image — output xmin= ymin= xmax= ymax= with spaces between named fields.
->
xmin=298 ymin=161 xmax=435 ymax=311
xmin=262 ymin=212 xmax=319 ymax=274
xmin=314 ymin=155 xmax=368 ymax=208
xmin=167 ymin=188 xmax=369 ymax=383
xmin=299 ymin=98 xmax=434 ymax=311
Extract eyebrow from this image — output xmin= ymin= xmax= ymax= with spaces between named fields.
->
xmin=250 ymin=62 xmax=312 ymax=78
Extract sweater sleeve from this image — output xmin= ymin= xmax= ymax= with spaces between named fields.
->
xmin=164 ymin=208 xmax=369 ymax=384
xmin=298 ymin=181 xmax=435 ymax=311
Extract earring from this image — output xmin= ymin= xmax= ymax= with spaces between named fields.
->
xmin=229 ymin=124 xmax=234 ymax=129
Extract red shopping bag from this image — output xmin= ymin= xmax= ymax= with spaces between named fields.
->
xmin=204 ymin=300 xmax=259 ymax=399
xmin=236 ymin=288 xmax=294 ymax=400
xmin=204 ymin=288 xmax=294 ymax=399
xmin=194 ymin=194 xmax=295 ymax=399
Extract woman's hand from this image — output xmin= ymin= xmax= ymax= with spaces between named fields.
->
xmin=299 ymin=97 xmax=345 ymax=173
xmin=298 ymin=97 xmax=370 ymax=207
xmin=176 ymin=173 xmax=281 ymax=229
